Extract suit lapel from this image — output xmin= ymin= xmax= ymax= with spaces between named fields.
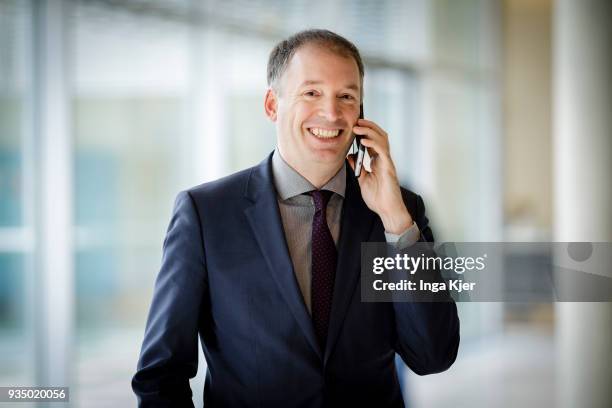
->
xmin=243 ymin=154 xmax=322 ymax=358
xmin=325 ymin=165 xmax=376 ymax=363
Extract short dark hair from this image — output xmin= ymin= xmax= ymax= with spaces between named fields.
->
xmin=267 ymin=29 xmax=364 ymax=92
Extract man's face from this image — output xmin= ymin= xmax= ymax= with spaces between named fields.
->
xmin=266 ymin=44 xmax=361 ymax=172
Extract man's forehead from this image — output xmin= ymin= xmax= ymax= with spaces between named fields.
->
xmin=276 ymin=44 xmax=362 ymax=93
xmin=298 ymin=79 xmax=360 ymax=91
xmin=287 ymin=54 xmax=361 ymax=88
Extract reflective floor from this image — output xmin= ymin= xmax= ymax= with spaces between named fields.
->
xmin=406 ymin=325 xmax=555 ymax=408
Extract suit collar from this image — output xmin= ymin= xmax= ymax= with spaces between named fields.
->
xmin=270 ymin=149 xmax=346 ymax=200
xmin=244 ymin=153 xmax=322 ymax=357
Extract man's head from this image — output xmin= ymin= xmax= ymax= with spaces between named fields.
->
xmin=264 ymin=29 xmax=364 ymax=178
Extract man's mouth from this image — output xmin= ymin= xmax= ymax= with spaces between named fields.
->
xmin=307 ymin=127 xmax=343 ymax=139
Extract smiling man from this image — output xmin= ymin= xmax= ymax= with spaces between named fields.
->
xmin=132 ymin=29 xmax=459 ymax=407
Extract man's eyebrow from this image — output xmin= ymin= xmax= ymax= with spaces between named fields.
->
xmin=299 ymin=80 xmax=360 ymax=91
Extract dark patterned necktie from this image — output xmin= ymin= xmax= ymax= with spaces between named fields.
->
xmin=308 ymin=189 xmax=337 ymax=349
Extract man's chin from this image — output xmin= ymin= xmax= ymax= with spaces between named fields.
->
xmin=307 ymin=148 xmax=348 ymax=167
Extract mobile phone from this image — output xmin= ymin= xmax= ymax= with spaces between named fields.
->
xmin=354 ymin=104 xmax=366 ymax=177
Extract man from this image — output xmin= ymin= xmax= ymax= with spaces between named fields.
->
xmin=132 ymin=29 xmax=459 ymax=407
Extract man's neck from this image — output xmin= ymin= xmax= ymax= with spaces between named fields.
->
xmin=277 ymin=150 xmax=344 ymax=189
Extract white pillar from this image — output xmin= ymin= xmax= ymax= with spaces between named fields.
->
xmin=553 ymin=0 xmax=612 ymax=407
xmin=33 ymin=0 xmax=74 ymax=390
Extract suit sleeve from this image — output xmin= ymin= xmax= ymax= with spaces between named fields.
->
xmin=393 ymin=193 xmax=460 ymax=375
xmin=132 ymin=191 xmax=208 ymax=407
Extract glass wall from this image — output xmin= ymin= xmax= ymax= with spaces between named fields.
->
xmin=70 ymin=2 xmax=192 ymax=405
xmin=0 ymin=0 xmax=35 ymax=394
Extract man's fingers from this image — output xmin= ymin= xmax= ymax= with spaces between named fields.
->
xmin=357 ymin=118 xmax=388 ymax=138
xmin=358 ymin=139 xmax=395 ymax=176
xmin=369 ymin=153 xmax=379 ymax=169
xmin=359 ymin=137 xmax=388 ymax=160
xmin=352 ymin=126 xmax=388 ymax=146
xmin=353 ymin=125 xmax=385 ymax=140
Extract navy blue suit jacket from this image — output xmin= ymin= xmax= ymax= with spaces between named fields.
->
xmin=132 ymin=153 xmax=459 ymax=407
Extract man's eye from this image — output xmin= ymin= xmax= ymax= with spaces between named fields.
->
xmin=341 ymin=94 xmax=355 ymax=100
xmin=304 ymin=91 xmax=318 ymax=97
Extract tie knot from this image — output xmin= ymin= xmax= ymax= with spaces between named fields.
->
xmin=309 ymin=190 xmax=333 ymax=212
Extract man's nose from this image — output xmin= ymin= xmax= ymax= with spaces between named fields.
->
xmin=318 ymin=97 xmax=342 ymax=121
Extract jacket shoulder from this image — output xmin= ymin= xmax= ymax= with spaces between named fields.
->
xmin=399 ymin=186 xmax=434 ymax=242
xmin=399 ymin=187 xmax=425 ymax=217
xmin=185 ymin=165 xmax=255 ymax=202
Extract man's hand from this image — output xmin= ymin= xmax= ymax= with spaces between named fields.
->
xmin=347 ymin=118 xmax=413 ymax=234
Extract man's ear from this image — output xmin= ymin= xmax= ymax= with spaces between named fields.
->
xmin=264 ymin=88 xmax=278 ymax=122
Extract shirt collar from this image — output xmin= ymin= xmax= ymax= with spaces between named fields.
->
xmin=271 ymin=148 xmax=346 ymax=200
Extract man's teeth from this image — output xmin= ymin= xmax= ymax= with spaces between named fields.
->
xmin=310 ymin=128 xmax=341 ymax=138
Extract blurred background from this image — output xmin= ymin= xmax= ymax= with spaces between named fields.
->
xmin=0 ymin=0 xmax=610 ymax=407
